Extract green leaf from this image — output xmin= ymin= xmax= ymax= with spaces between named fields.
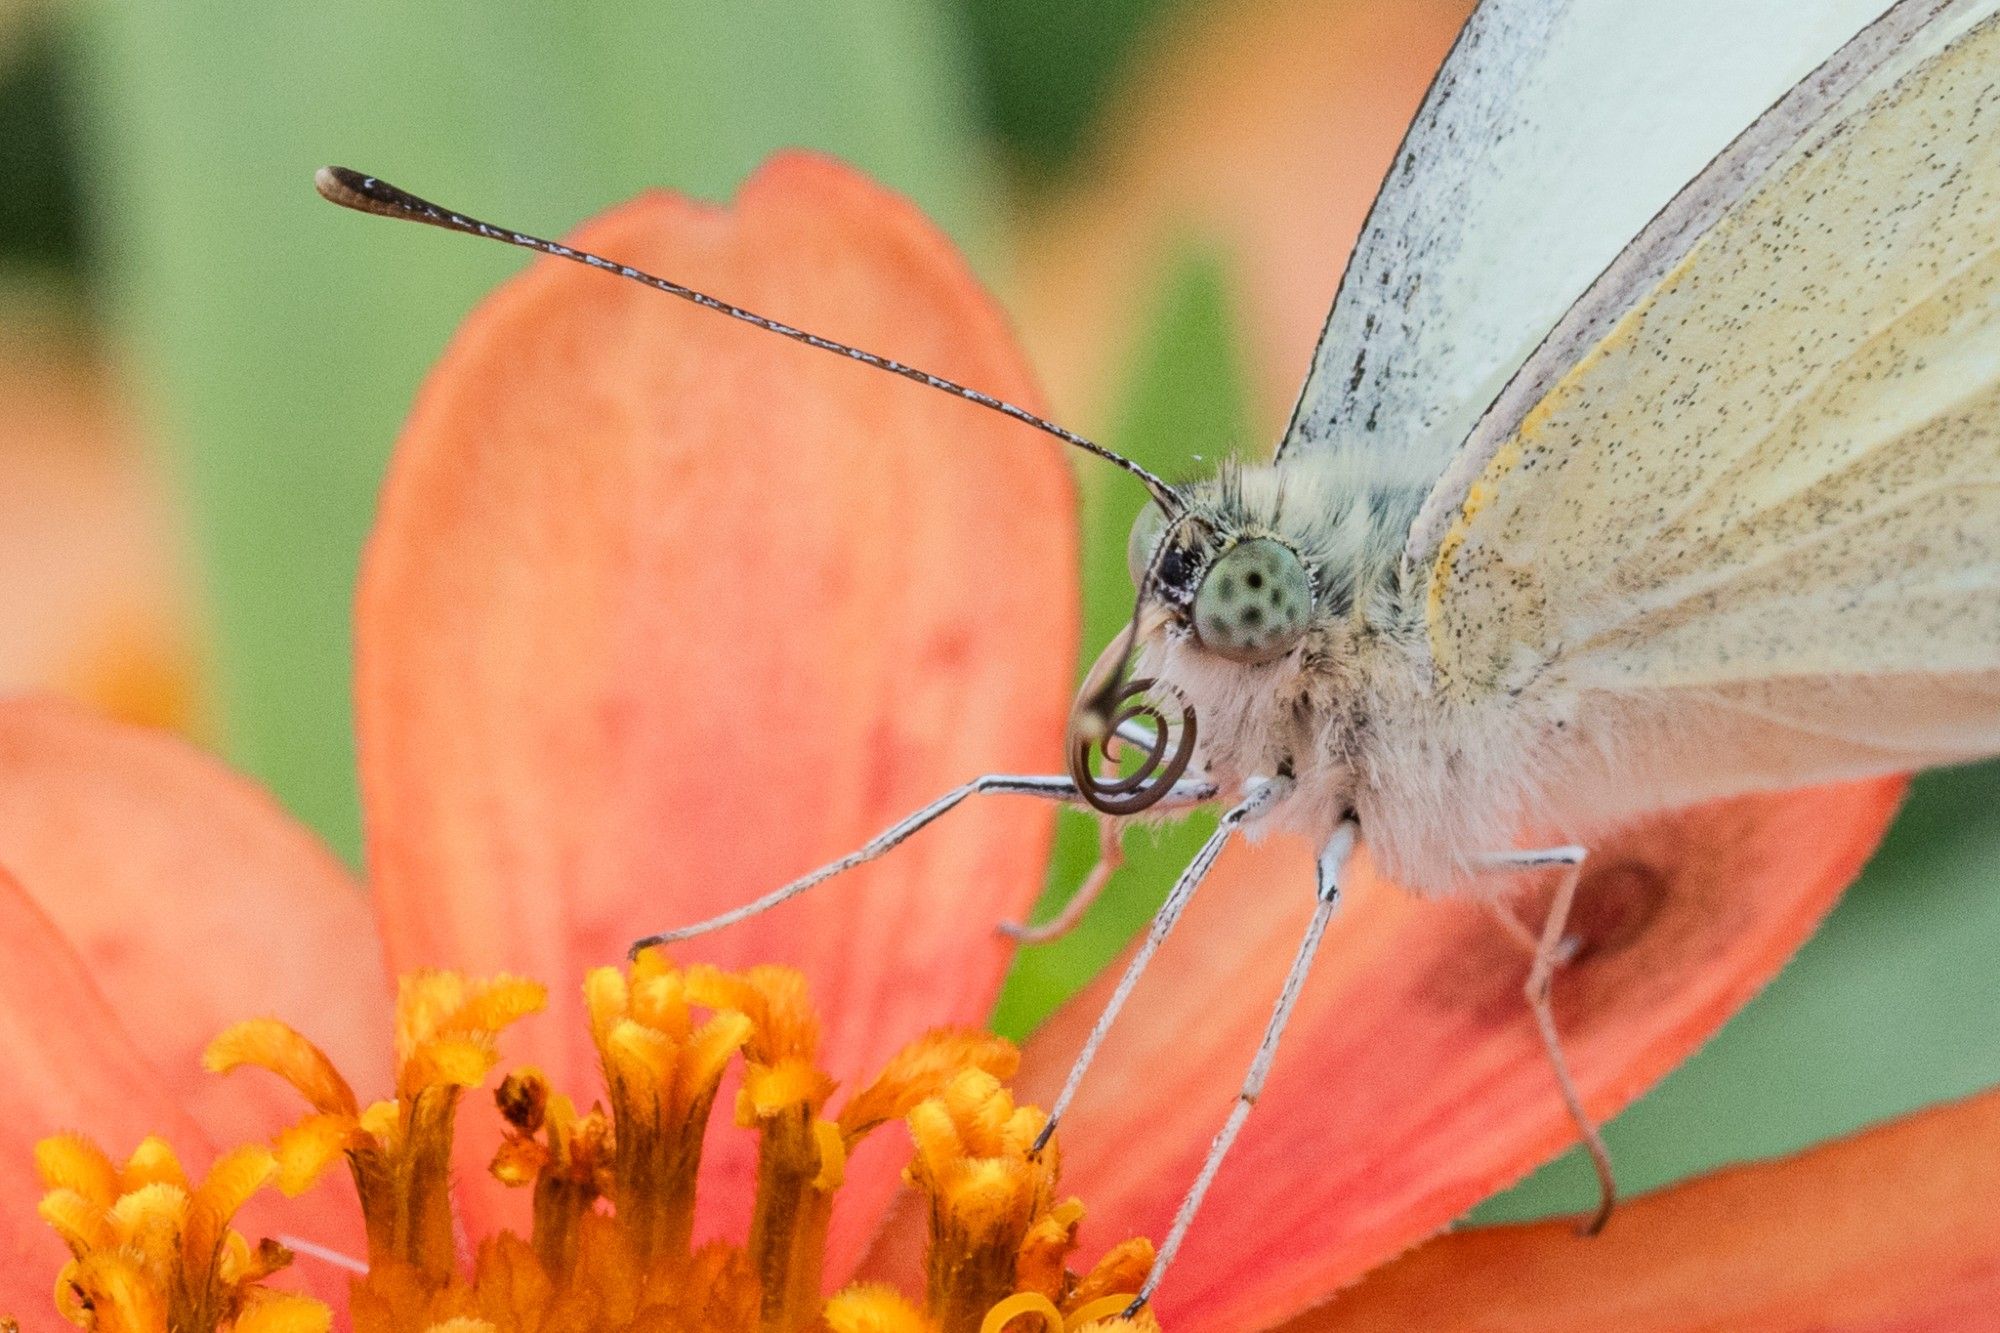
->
xmin=951 ymin=0 xmax=1193 ymax=179
xmin=0 ymin=21 xmax=86 ymax=286
xmin=993 ymin=243 xmax=1251 ymax=1037
xmin=71 ymin=1 xmax=988 ymax=859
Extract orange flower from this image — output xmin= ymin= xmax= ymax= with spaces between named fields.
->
xmin=0 ymin=325 xmax=199 ymax=733
xmin=0 ymin=152 xmax=1987 ymax=1332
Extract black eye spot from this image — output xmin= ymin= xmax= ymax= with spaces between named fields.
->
xmin=1246 ymin=570 xmax=1265 ymax=590
xmin=1218 ymin=575 xmax=1236 ymax=598
xmin=1242 ymin=606 xmax=1264 ymax=628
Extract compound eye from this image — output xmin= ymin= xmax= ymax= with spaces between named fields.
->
xmin=1126 ymin=500 xmax=1170 ymax=587
xmin=1192 ymin=538 xmax=1312 ymax=663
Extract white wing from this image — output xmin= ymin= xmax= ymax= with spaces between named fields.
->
xmin=1278 ymin=0 xmax=1896 ymax=476
xmin=1426 ymin=0 xmax=2000 ymax=821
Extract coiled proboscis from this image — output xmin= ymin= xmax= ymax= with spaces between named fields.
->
xmin=1067 ymin=677 xmax=1198 ymax=816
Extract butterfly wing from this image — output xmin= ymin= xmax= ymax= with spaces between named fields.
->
xmin=1424 ymin=0 xmax=2000 ymax=822
xmin=1279 ymin=0 xmax=1897 ymax=474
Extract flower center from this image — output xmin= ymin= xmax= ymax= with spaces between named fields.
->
xmin=15 ymin=954 xmax=1161 ymax=1333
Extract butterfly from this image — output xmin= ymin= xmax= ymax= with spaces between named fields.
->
xmin=319 ymin=0 xmax=2000 ymax=1313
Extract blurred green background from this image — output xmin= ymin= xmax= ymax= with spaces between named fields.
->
xmin=1 ymin=0 xmax=1995 ymax=1236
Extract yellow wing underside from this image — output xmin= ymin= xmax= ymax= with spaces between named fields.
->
xmin=1429 ymin=12 xmax=2000 ymax=807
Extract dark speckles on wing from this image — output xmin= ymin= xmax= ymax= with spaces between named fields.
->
xmin=1430 ymin=15 xmax=2000 ymax=737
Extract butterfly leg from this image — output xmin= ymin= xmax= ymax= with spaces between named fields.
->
xmin=1483 ymin=846 xmax=1585 ymax=961
xmin=1003 ymin=717 xmax=1213 ymax=943
xmin=628 ymin=770 xmax=1218 ymax=955
xmin=1479 ymin=845 xmax=1616 ymax=1236
xmin=1030 ymin=774 xmax=1290 ymax=1155
xmin=1000 ymin=816 xmax=1124 ymax=943
xmin=1122 ymin=820 xmax=1358 ymax=1316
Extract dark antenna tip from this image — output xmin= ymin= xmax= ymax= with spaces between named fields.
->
xmin=316 ymin=166 xmax=393 ymax=214
xmin=315 ymin=167 xmax=453 ymax=231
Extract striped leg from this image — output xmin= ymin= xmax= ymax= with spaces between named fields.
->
xmin=1030 ymin=776 xmax=1291 ymax=1154
xmin=1481 ymin=845 xmax=1615 ymax=1235
xmin=1123 ymin=821 xmax=1358 ymax=1315
xmin=629 ymin=771 xmax=1216 ymax=955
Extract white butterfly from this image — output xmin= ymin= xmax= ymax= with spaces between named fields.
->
xmin=321 ymin=0 xmax=2000 ymax=1311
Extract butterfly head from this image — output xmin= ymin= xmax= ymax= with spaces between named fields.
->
xmin=1067 ymin=467 xmax=1334 ymax=815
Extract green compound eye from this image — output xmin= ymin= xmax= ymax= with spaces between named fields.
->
xmin=1126 ymin=500 xmax=1170 ymax=587
xmin=1192 ymin=538 xmax=1313 ymax=663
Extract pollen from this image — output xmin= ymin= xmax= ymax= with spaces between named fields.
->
xmin=12 ymin=956 xmax=1161 ymax=1332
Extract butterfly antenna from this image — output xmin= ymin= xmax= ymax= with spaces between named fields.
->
xmin=315 ymin=166 xmax=1178 ymax=509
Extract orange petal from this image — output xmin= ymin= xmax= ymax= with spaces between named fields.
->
xmin=1008 ymin=0 xmax=1471 ymax=433
xmin=0 ymin=695 xmax=389 ymax=1144
xmin=0 ymin=865 xmax=210 ymax=1313
xmin=1017 ymin=780 xmax=1904 ymax=1329
xmin=0 ymin=869 xmax=351 ymax=1316
xmin=357 ymin=153 xmax=1077 ymax=1266
xmin=1282 ymin=1083 xmax=2000 ymax=1331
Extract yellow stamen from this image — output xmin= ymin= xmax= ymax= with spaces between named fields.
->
xmin=981 ymin=1292 xmax=1066 ymax=1333
xmin=39 ymin=1188 xmax=117 ymax=1257
xmin=29 ymin=1135 xmax=305 ymax=1333
xmin=827 ymin=1283 xmax=936 ymax=1332
xmin=578 ymin=954 xmax=752 ymax=1268
xmin=57 ymin=1253 xmax=164 ymax=1333
xmin=1067 ymin=1238 xmax=1155 ymax=1316
xmin=230 ymin=1291 xmax=331 ymax=1333
xmin=839 ymin=1029 xmax=1018 ymax=1141
xmin=36 ymin=1134 xmax=121 ymax=1206
xmin=108 ymin=1182 xmax=190 ymax=1273
xmin=740 ymin=1057 xmax=834 ymax=1122
xmin=184 ymin=1145 xmax=278 ymax=1266
xmin=15 ymin=961 xmax=1164 ymax=1333
xmin=811 ymin=1117 xmax=848 ymax=1192
xmin=686 ymin=963 xmax=821 ymax=1067
xmin=205 ymin=1019 xmax=358 ymax=1118
xmin=909 ymin=1070 xmax=1058 ymax=1333
xmin=120 ymin=1137 xmax=191 ymax=1194
xmin=356 ymin=1098 xmax=398 ymax=1140
xmin=270 ymin=1114 xmax=357 ymax=1196
xmin=212 ymin=968 xmax=546 ymax=1284
xmin=1016 ymin=1198 xmax=1086 ymax=1301
xmin=392 ymin=971 xmax=545 ymax=1098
